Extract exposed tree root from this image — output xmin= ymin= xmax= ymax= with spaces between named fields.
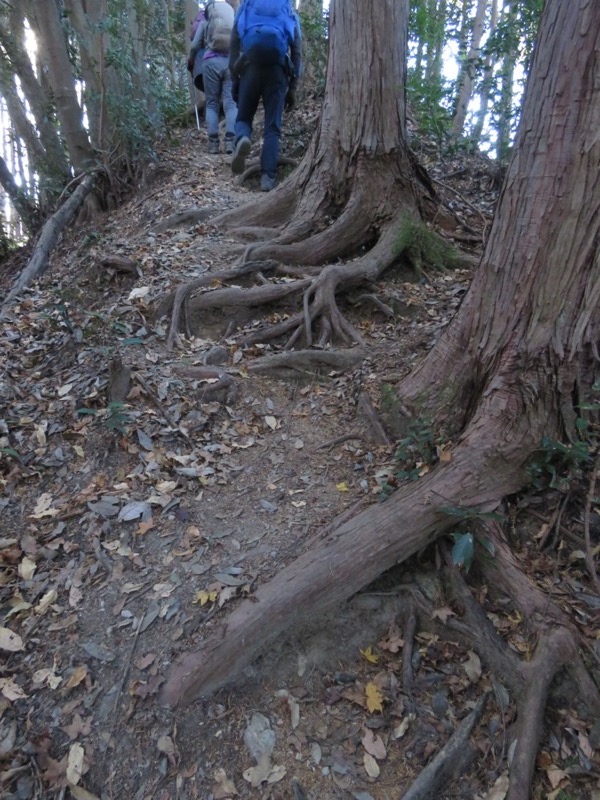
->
xmin=235 ymin=156 xmax=298 ymax=187
xmin=401 ymin=693 xmax=488 ymax=800
xmin=357 ymin=391 xmax=392 ymax=445
xmin=1 ymin=172 xmax=97 ymax=315
xmin=173 ymin=365 xmax=238 ymax=403
xmin=150 ymin=206 xmax=213 ymax=234
xmin=247 ymin=348 xmax=364 ymax=378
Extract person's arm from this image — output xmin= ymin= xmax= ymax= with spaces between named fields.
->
xmin=189 ymin=19 xmax=206 ymax=59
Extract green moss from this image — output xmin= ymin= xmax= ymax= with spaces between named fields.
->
xmin=393 ymin=216 xmax=463 ymax=274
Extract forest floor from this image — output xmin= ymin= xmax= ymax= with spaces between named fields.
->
xmin=0 ymin=110 xmax=599 ymax=800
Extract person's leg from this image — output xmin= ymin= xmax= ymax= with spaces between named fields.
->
xmin=202 ymin=58 xmax=221 ymax=148
xmin=232 ymin=63 xmax=261 ymax=174
xmin=220 ymin=63 xmax=237 ymax=153
xmin=234 ymin=62 xmax=261 ymax=143
xmin=260 ymin=64 xmax=288 ymax=183
xmin=221 ymin=67 xmax=237 ymax=137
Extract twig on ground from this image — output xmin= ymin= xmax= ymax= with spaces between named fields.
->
xmin=314 ymin=433 xmax=365 ymax=451
xmin=583 ymin=454 xmax=600 ymax=593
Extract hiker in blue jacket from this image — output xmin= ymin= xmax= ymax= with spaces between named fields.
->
xmin=189 ymin=1 xmax=237 ymax=154
xmin=229 ymin=0 xmax=302 ymax=192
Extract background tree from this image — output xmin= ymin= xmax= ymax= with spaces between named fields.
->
xmin=161 ymin=2 xmax=600 ymax=798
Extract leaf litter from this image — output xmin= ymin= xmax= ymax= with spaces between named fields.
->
xmin=1 ymin=127 xmax=596 ymax=800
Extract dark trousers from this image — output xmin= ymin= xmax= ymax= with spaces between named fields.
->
xmin=234 ymin=62 xmax=288 ymax=179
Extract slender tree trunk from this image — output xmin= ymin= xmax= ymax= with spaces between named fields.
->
xmin=451 ymin=0 xmax=488 ymax=138
xmin=470 ymin=0 xmax=498 ymax=147
xmin=63 ymin=0 xmax=103 ymax=149
xmin=0 ymin=155 xmax=40 ymax=235
xmin=25 ymin=0 xmax=96 ymax=173
xmin=0 ymin=17 xmax=69 ymax=188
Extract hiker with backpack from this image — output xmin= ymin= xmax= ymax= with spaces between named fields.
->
xmin=188 ymin=1 xmax=237 ymax=154
xmin=229 ymin=0 xmax=302 ymax=192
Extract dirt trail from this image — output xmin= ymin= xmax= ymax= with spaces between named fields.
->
xmin=2 ymin=127 xmax=567 ymax=800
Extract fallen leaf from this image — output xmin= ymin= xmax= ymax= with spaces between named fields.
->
xmin=264 ymin=416 xmax=277 ymax=430
xmin=18 ymin=556 xmax=36 ymax=580
xmin=243 ymin=753 xmax=272 ymax=788
xmin=392 ymin=716 xmax=411 ymax=739
xmin=213 ymin=767 xmax=239 ymax=798
xmin=378 ymin=621 xmax=404 ymax=653
xmin=546 ymin=767 xmax=568 ymax=789
xmin=30 ymin=492 xmax=60 ymax=519
xmin=360 ymin=646 xmax=379 ymax=664
xmin=0 ymin=627 xmax=23 ymax=652
xmin=266 ymin=764 xmax=286 ymax=783
xmin=363 ymin=753 xmax=380 ymax=778
xmin=66 ymin=743 xmax=85 ymax=785
xmin=195 ymin=590 xmax=218 ymax=606
xmin=157 ymin=735 xmax=176 ymax=756
xmin=484 ymin=772 xmax=509 ymax=800
xmin=365 ymin=683 xmax=383 ymax=713
xmin=65 ymin=666 xmax=88 ymax=690
xmin=0 ymin=678 xmax=28 ymax=701
xmin=68 ymin=783 xmax=100 ymax=800
xmin=336 ymin=481 xmax=350 ymax=492
xmin=431 ymin=606 xmax=457 ymax=623
xmin=462 ymin=650 xmax=482 ymax=682
xmin=362 ymin=728 xmax=386 ymax=759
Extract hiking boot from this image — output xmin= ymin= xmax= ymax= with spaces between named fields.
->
xmin=231 ymin=136 xmax=251 ymax=174
xmin=225 ymin=135 xmax=235 ymax=155
xmin=208 ymin=135 xmax=220 ymax=155
xmin=260 ymin=174 xmax=275 ymax=192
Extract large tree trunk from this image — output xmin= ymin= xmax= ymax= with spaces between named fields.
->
xmin=161 ymin=0 xmax=599 ymax=752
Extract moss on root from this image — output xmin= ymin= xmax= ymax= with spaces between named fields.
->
xmin=393 ymin=216 xmax=463 ymax=274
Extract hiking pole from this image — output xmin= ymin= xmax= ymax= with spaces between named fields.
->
xmin=188 ymin=73 xmax=201 ymax=131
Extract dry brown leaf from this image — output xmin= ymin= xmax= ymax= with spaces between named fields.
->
xmin=213 ymin=767 xmax=239 ymax=798
xmin=485 ymin=773 xmax=509 ymax=800
xmin=363 ymin=753 xmax=380 ymax=778
xmin=431 ymin=606 xmax=457 ymax=623
xmin=362 ymin=728 xmax=387 ymax=760
xmin=66 ymin=743 xmax=85 ymax=785
xmin=68 ymin=783 xmax=100 ymax=800
xmin=0 ymin=627 xmax=23 ymax=652
xmin=546 ymin=767 xmax=568 ymax=789
xmin=462 ymin=650 xmax=482 ymax=682
xmin=65 ymin=666 xmax=88 ymax=690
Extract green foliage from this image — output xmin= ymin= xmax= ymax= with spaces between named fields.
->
xmin=298 ymin=7 xmax=329 ymax=95
xmin=379 ymin=417 xmax=438 ymax=499
xmin=449 ymin=530 xmax=496 ymax=573
xmin=528 ymin=381 xmax=600 ymax=492
xmin=393 ymin=216 xmax=463 ymax=274
xmin=105 ymin=401 xmax=132 ymax=434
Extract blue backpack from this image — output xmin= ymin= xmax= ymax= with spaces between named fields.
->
xmin=237 ymin=0 xmax=297 ymax=65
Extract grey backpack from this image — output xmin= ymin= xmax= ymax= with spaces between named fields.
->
xmin=206 ymin=1 xmax=235 ymax=52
